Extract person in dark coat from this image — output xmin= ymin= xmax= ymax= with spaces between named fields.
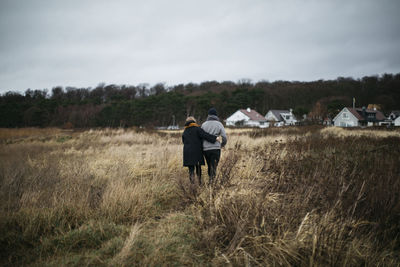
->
xmin=182 ymin=116 xmax=218 ymax=184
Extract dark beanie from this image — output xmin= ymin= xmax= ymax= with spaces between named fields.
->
xmin=208 ymin=107 xmax=217 ymax=116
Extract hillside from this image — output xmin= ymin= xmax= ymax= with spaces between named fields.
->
xmin=1 ymin=73 xmax=399 ymax=128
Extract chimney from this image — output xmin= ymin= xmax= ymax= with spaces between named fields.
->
xmin=362 ymin=106 xmax=366 ymax=118
xmin=353 ymin=97 xmax=355 ymax=109
xmin=247 ymin=107 xmax=251 ymax=112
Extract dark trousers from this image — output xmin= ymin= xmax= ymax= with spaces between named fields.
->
xmin=203 ymin=149 xmax=221 ymax=184
xmin=188 ymin=163 xmax=202 ymax=184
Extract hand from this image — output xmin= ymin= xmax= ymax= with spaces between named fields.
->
xmin=216 ymin=136 xmax=222 ymax=143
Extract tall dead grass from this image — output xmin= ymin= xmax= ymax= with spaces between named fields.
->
xmin=194 ymin=131 xmax=400 ymax=266
xmin=0 ymin=127 xmax=399 ymax=266
xmin=321 ymin=126 xmax=400 ymax=138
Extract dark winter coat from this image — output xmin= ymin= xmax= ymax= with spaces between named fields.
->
xmin=182 ymin=121 xmax=217 ymax=166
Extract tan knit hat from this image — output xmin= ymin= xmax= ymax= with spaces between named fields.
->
xmin=185 ymin=116 xmax=196 ymax=123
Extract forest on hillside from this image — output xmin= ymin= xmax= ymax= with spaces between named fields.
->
xmin=1 ymin=73 xmax=399 ymax=128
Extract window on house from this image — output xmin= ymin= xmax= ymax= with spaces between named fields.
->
xmin=368 ymin=113 xmax=376 ymax=119
xmin=342 ymin=112 xmax=348 ymax=119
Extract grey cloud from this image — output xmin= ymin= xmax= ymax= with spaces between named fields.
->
xmin=0 ymin=0 xmax=399 ymax=92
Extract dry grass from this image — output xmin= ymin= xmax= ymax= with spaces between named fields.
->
xmin=321 ymin=126 xmax=400 ymax=138
xmin=0 ymin=126 xmax=399 ymax=266
xmin=0 ymin=127 xmax=61 ymax=137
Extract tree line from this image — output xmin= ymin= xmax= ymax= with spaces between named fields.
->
xmin=1 ymin=73 xmax=399 ymax=128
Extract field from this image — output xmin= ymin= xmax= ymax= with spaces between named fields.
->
xmin=0 ymin=126 xmax=399 ymax=266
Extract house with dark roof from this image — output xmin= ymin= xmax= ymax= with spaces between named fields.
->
xmin=377 ymin=110 xmax=400 ymax=126
xmin=265 ymin=109 xmax=297 ymax=126
xmin=388 ymin=110 xmax=400 ymax=120
xmin=226 ymin=108 xmax=268 ymax=128
xmin=333 ymin=107 xmax=385 ymax=127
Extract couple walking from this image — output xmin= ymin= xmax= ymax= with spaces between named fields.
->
xmin=182 ymin=108 xmax=227 ymax=185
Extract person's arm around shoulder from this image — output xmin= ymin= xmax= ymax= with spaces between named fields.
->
xmin=198 ymin=127 xmax=217 ymax=143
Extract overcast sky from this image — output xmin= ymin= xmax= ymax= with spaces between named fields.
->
xmin=0 ymin=0 xmax=399 ymax=93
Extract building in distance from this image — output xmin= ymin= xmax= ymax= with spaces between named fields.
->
xmin=333 ymin=107 xmax=385 ymax=127
xmin=265 ymin=109 xmax=297 ymax=127
xmin=226 ymin=108 xmax=268 ymax=128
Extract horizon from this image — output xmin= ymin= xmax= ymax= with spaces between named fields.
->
xmin=1 ymin=72 xmax=399 ymax=95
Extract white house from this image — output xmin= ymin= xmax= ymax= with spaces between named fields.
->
xmin=384 ymin=110 xmax=400 ymax=126
xmin=226 ymin=108 xmax=269 ymax=128
xmin=395 ymin=116 xmax=400 ymax=126
xmin=378 ymin=110 xmax=397 ymax=126
xmin=265 ymin=109 xmax=297 ymax=126
xmin=333 ymin=107 xmax=385 ymax=127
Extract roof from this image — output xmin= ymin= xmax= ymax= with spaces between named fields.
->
xmin=347 ymin=107 xmax=386 ymax=122
xmin=390 ymin=110 xmax=400 ymax=117
xmin=269 ymin=110 xmax=290 ymax=121
xmin=240 ymin=109 xmax=267 ymax=122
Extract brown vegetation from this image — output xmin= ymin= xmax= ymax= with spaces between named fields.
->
xmin=0 ymin=127 xmax=399 ymax=266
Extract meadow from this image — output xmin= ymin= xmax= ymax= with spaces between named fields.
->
xmin=0 ymin=126 xmax=399 ymax=266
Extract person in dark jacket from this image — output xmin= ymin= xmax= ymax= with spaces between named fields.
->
xmin=182 ymin=116 xmax=218 ymax=184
